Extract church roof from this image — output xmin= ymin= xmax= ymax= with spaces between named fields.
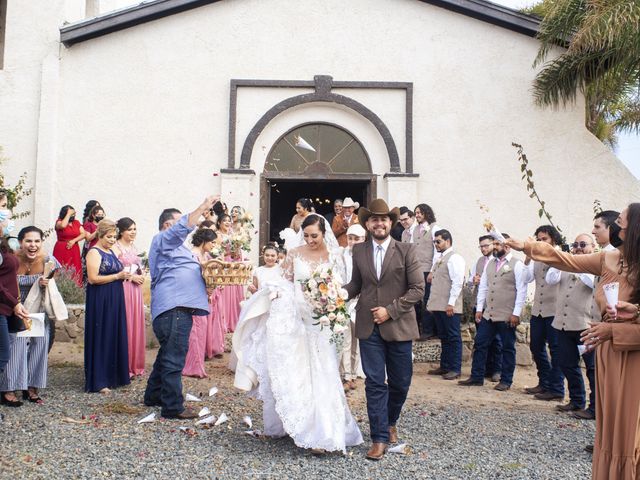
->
xmin=60 ymin=0 xmax=541 ymax=47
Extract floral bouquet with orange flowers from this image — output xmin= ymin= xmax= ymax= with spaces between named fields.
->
xmin=301 ymin=265 xmax=350 ymax=341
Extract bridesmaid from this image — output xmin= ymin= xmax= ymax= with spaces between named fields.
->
xmin=289 ymin=198 xmax=313 ymax=233
xmin=183 ymin=228 xmax=218 ymax=377
xmin=230 ymin=206 xmax=245 ymax=233
xmin=53 ymin=205 xmax=85 ymax=286
xmin=113 ymin=217 xmax=146 ymax=378
xmin=215 ymin=214 xmax=244 ymax=333
xmin=84 ymin=219 xmax=130 ymax=393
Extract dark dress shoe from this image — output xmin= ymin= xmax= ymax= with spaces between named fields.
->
xmin=389 ymin=426 xmax=398 ymax=444
xmin=524 ymin=385 xmax=545 ymax=395
xmin=366 ymin=442 xmax=387 ymax=460
xmin=556 ymin=402 xmax=581 ymax=412
xmin=162 ymin=407 xmax=198 ymax=419
xmin=585 ymin=444 xmax=594 ymax=454
xmin=427 ymin=367 xmax=447 ymax=375
xmin=534 ymin=392 xmax=564 ymax=401
xmin=490 ymin=373 xmax=501 ymax=383
xmin=494 ymin=382 xmax=511 ymax=391
xmin=458 ymin=378 xmax=483 ymax=386
xmin=442 ymin=372 xmax=461 ymax=380
xmin=573 ymin=409 xmax=596 ymax=420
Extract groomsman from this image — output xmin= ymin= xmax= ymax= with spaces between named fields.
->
xmin=459 ymin=234 xmax=527 ymax=391
xmin=413 ymin=203 xmax=442 ymax=340
xmin=592 ymin=210 xmax=621 ymax=252
xmin=426 ymin=230 xmax=465 ymax=380
xmin=473 ymin=235 xmax=503 ymax=382
xmin=399 ymin=207 xmax=417 ymax=243
xmin=524 ymin=225 xmax=564 ymax=401
xmin=546 ymin=234 xmax=597 ymax=420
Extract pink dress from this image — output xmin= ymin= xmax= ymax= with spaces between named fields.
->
xmin=205 ymin=288 xmax=225 ymax=359
xmin=183 ymin=310 xmax=209 ymax=378
xmin=116 ymin=243 xmax=146 ymax=377
xmin=216 ymin=236 xmax=245 ymax=333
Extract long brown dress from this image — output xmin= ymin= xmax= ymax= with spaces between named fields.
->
xmin=525 ymin=241 xmax=640 ymax=479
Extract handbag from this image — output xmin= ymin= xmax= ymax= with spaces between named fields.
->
xmin=7 ymin=314 xmax=26 ymax=333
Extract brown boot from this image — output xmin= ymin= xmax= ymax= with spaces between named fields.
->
xmin=366 ymin=442 xmax=387 ymax=460
xmin=389 ymin=425 xmax=398 ymax=444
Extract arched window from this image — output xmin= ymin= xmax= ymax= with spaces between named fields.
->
xmin=265 ymin=123 xmax=371 ymax=174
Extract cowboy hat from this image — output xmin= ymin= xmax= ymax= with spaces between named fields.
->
xmin=358 ymin=199 xmax=400 ymax=225
xmin=342 ymin=197 xmax=360 ymax=209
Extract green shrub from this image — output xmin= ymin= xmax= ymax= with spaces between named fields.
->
xmin=55 ymin=266 xmax=85 ymax=304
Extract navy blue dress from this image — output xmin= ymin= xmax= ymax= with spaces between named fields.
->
xmin=84 ymin=248 xmax=130 ymax=392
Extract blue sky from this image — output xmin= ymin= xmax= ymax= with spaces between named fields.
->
xmin=495 ymin=0 xmax=640 ymax=179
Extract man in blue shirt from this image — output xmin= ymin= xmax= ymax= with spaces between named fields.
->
xmin=144 ymin=196 xmax=218 ymax=419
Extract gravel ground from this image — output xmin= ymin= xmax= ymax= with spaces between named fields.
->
xmin=0 ymin=359 xmax=594 ymax=480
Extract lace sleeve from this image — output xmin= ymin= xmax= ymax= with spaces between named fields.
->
xmin=330 ymin=248 xmax=347 ymax=285
xmin=281 ymin=250 xmax=295 ymax=282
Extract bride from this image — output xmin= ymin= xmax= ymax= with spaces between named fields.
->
xmin=232 ymin=214 xmax=363 ymax=453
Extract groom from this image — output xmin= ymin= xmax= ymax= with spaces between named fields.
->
xmin=344 ymin=199 xmax=424 ymax=460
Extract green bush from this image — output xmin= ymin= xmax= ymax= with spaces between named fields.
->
xmin=55 ymin=266 xmax=85 ymax=304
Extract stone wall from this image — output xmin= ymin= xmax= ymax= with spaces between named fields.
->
xmin=57 ymin=305 xmax=532 ymax=366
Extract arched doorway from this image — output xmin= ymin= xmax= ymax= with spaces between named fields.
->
xmin=260 ymin=122 xmax=376 ymax=244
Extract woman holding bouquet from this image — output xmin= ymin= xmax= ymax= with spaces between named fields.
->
xmin=233 ymin=214 xmax=362 ymax=454
xmin=215 ymin=214 xmax=244 ymax=333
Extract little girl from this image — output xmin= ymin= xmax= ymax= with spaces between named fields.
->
xmin=248 ymin=244 xmax=282 ymax=294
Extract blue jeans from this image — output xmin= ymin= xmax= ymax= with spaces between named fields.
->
xmin=485 ymin=334 xmax=503 ymax=376
xmin=0 ymin=315 xmax=10 ymax=375
xmin=421 ymin=275 xmax=437 ymax=337
xmin=530 ymin=315 xmax=564 ymax=395
xmin=471 ymin=318 xmax=517 ymax=386
xmin=144 ymin=308 xmax=193 ymax=416
xmin=433 ymin=311 xmax=462 ymax=374
xmin=556 ymin=328 xmax=595 ymax=413
xmin=359 ymin=325 xmax=413 ymax=443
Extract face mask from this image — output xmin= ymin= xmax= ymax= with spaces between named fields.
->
xmin=7 ymin=237 xmax=19 ymax=251
xmin=0 ymin=209 xmax=11 ymax=222
xmin=94 ymin=216 xmax=104 ymax=222
xmin=69 ymin=215 xmax=76 ymax=222
xmin=2 ymin=220 xmax=15 ymax=236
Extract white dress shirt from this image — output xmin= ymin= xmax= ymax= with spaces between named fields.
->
xmin=546 ymin=267 xmax=595 ymax=289
xmin=372 ymin=237 xmax=392 ymax=279
xmin=476 ymin=253 xmax=528 ymax=316
xmin=438 ymin=247 xmax=466 ymax=306
xmin=602 ymin=243 xmax=616 ymax=252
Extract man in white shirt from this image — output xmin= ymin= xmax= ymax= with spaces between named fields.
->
xmin=399 ymin=207 xmax=417 ymax=243
xmin=546 ymin=234 xmax=597 ymax=420
xmin=413 ymin=203 xmax=443 ymax=340
xmin=426 ymin=229 xmax=465 ymax=380
xmin=459 ymin=233 xmax=528 ymax=391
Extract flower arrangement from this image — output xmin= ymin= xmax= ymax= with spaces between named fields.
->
xmin=230 ymin=228 xmax=251 ymax=253
xmin=210 ymin=244 xmax=224 ymax=259
xmin=301 ymin=265 xmax=350 ymax=340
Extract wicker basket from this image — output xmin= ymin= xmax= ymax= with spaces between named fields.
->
xmin=201 ymin=259 xmax=253 ymax=287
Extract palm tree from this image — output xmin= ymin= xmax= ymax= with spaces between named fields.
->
xmin=530 ymin=0 xmax=640 ymax=145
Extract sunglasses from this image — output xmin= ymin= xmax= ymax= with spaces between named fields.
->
xmin=571 ymin=241 xmax=591 ymax=249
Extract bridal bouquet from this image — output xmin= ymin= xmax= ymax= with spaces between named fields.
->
xmin=231 ymin=229 xmax=252 ymax=253
xmin=301 ymin=265 xmax=350 ymax=338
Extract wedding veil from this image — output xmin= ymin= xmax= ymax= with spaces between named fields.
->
xmin=279 ymin=213 xmax=340 ymax=251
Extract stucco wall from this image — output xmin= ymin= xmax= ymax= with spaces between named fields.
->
xmin=1 ymin=0 xmax=638 ymax=270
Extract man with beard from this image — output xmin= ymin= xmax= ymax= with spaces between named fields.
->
xmin=459 ymin=234 xmax=527 ymax=391
xmin=344 ymin=199 xmax=424 ymax=460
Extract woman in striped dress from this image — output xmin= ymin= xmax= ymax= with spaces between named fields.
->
xmin=0 ymin=226 xmax=59 ymax=404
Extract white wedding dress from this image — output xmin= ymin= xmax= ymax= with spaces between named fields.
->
xmin=233 ymin=240 xmax=363 ymax=452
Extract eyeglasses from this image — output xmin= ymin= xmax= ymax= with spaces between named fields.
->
xmin=399 ymin=217 xmax=410 ymax=222
xmin=571 ymin=241 xmax=592 ymax=249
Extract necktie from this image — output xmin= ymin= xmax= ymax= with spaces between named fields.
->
xmin=375 ymin=245 xmax=384 ymax=279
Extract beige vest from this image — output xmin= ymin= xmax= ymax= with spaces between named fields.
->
xmin=484 ymin=256 xmax=520 ymax=322
xmin=427 ymin=250 xmax=463 ymax=314
xmin=473 ymin=255 xmax=490 ymax=309
xmin=552 ymin=272 xmax=596 ymax=331
xmin=413 ymin=222 xmax=436 ymax=272
xmin=531 ymin=261 xmax=558 ymax=318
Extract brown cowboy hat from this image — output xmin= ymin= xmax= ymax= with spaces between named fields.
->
xmin=358 ymin=199 xmax=400 ymax=225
